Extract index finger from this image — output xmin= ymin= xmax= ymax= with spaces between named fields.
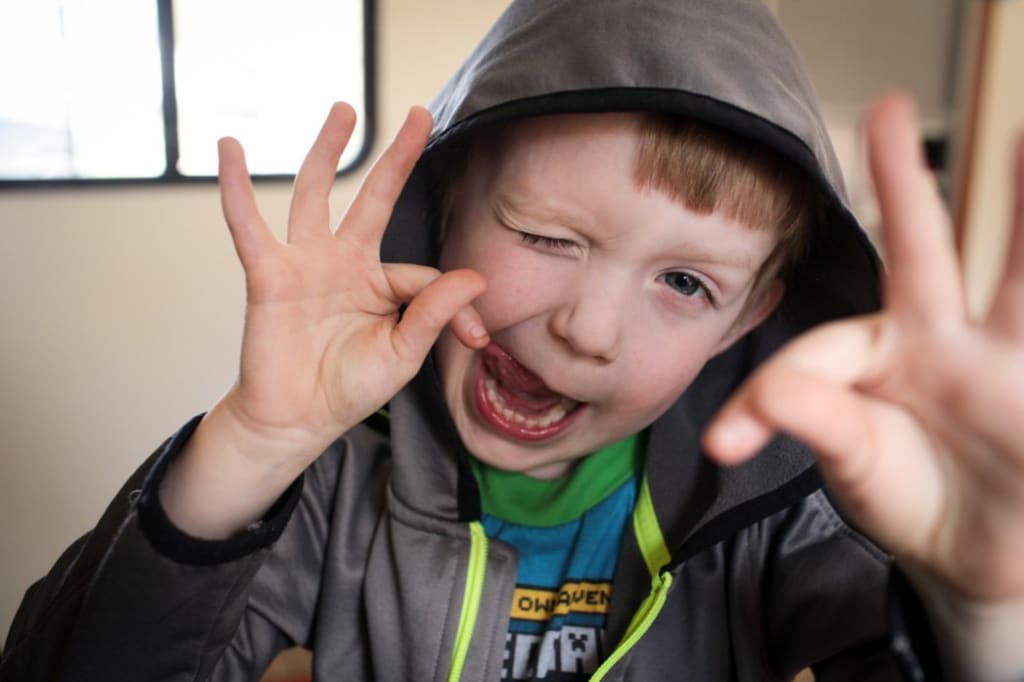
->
xmin=218 ymin=137 xmax=276 ymax=268
xmin=867 ymin=94 xmax=966 ymax=326
xmin=336 ymin=106 xmax=434 ymax=248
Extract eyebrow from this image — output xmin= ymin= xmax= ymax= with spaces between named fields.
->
xmin=493 ymin=194 xmax=591 ymax=233
xmin=668 ymin=243 xmax=761 ymax=272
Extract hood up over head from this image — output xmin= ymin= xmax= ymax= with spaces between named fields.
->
xmin=379 ymin=0 xmax=882 ymax=557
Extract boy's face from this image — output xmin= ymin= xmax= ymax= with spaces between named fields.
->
xmin=436 ymin=113 xmax=780 ymax=479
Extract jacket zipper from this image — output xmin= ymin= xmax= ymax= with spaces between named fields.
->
xmin=589 ymin=572 xmax=673 ymax=680
xmin=590 ymin=475 xmax=672 ymax=680
xmin=448 ymin=521 xmax=488 ymax=682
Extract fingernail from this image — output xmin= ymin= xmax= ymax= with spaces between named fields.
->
xmin=469 ymin=324 xmax=488 ymax=340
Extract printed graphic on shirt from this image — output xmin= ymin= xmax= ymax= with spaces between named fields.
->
xmin=504 ymin=625 xmax=607 ymax=679
xmin=510 ymin=581 xmax=612 ymax=621
xmin=500 ymin=578 xmax=615 ymax=679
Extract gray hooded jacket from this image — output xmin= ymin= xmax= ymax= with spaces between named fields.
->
xmin=2 ymin=1 xmax=941 ymax=680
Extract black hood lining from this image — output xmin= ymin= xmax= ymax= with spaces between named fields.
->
xmin=669 ymin=464 xmax=823 ymax=570
xmin=412 ymin=353 xmax=483 ymax=523
xmin=429 ymin=88 xmax=832 ymax=208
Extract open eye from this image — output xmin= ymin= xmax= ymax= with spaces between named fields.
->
xmin=518 ymin=230 xmax=578 ymax=252
xmin=661 ymin=271 xmax=713 ymax=302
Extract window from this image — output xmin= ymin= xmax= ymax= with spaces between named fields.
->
xmin=0 ymin=0 xmax=374 ymax=185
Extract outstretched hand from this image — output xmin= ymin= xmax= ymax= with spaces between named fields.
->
xmin=216 ymin=104 xmax=488 ymax=459
xmin=704 ymin=94 xmax=1024 ymax=671
xmin=160 ymin=104 xmax=488 ymax=538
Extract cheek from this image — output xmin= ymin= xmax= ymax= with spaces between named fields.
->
xmin=610 ymin=334 xmax=721 ymax=414
xmin=462 ymin=249 xmax=558 ymax=329
xmin=624 ymin=354 xmax=695 ymax=403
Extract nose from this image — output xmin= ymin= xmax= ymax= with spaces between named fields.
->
xmin=549 ymin=276 xmax=625 ymax=362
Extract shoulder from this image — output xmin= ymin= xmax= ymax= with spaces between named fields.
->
xmin=737 ymin=487 xmax=890 ymax=571
xmin=299 ymin=421 xmax=394 ymax=517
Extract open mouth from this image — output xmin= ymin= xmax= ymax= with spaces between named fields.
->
xmin=473 ymin=343 xmax=584 ymax=441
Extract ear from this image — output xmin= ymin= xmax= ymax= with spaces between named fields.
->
xmin=711 ymin=279 xmax=785 ymax=355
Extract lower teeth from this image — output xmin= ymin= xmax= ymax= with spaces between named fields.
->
xmin=484 ymin=375 xmax=577 ymax=428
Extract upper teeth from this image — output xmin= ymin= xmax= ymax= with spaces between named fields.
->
xmin=484 ymin=375 xmax=577 ymax=428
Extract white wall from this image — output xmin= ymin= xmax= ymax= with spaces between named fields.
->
xmin=0 ymin=0 xmax=510 ymax=638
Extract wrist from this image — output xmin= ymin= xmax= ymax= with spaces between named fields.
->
xmin=158 ymin=399 xmax=333 ymax=539
xmin=902 ymin=564 xmax=1024 ymax=682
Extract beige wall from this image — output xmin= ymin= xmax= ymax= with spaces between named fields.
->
xmin=963 ymin=1 xmax=1024 ymax=313
xmin=0 ymin=0 xmax=509 ymax=637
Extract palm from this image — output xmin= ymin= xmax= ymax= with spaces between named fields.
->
xmin=706 ymin=95 xmax=1024 ymax=604
xmin=844 ymin=315 xmax=1024 ymax=601
xmin=233 ymin=232 xmax=399 ymax=433
xmin=217 ymin=104 xmax=486 ymax=455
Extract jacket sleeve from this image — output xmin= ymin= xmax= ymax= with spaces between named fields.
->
xmin=0 ymin=415 xmax=352 ymax=682
xmin=884 ymin=568 xmax=946 ymax=682
xmin=801 ymin=568 xmax=946 ymax=682
xmin=758 ymin=489 xmax=923 ymax=681
xmin=749 ymin=489 xmax=901 ymax=675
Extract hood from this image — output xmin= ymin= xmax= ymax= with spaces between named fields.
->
xmin=380 ymin=0 xmax=882 ymax=556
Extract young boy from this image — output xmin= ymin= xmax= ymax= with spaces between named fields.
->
xmin=4 ymin=0 xmax=1024 ymax=680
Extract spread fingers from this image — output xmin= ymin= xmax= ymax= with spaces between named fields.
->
xmin=337 ymin=107 xmax=433 ymax=250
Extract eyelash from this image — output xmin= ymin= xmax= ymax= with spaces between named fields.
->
xmin=518 ymin=231 xmax=578 ymax=252
xmin=661 ymin=271 xmax=716 ymax=304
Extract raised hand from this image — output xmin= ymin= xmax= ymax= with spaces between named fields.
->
xmin=704 ymin=95 xmax=1024 ymax=678
xmin=160 ymin=104 xmax=488 ymax=537
xmin=218 ymin=103 xmax=486 ymax=448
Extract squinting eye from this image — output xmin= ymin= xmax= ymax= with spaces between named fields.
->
xmin=662 ymin=272 xmax=709 ymax=299
xmin=519 ymin=231 xmax=577 ymax=251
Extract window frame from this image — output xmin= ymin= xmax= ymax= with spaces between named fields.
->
xmin=0 ymin=0 xmax=376 ymax=189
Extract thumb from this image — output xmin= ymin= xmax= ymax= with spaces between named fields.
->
xmin=388 ymin=268 xmax=488 ymax=367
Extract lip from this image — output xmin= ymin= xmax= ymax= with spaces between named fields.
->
xmin=471 ymin=344 xmax=584 ymax=441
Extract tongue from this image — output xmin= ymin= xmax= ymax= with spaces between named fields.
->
xmin=482 ymin=343 xmax=563 ymax=411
